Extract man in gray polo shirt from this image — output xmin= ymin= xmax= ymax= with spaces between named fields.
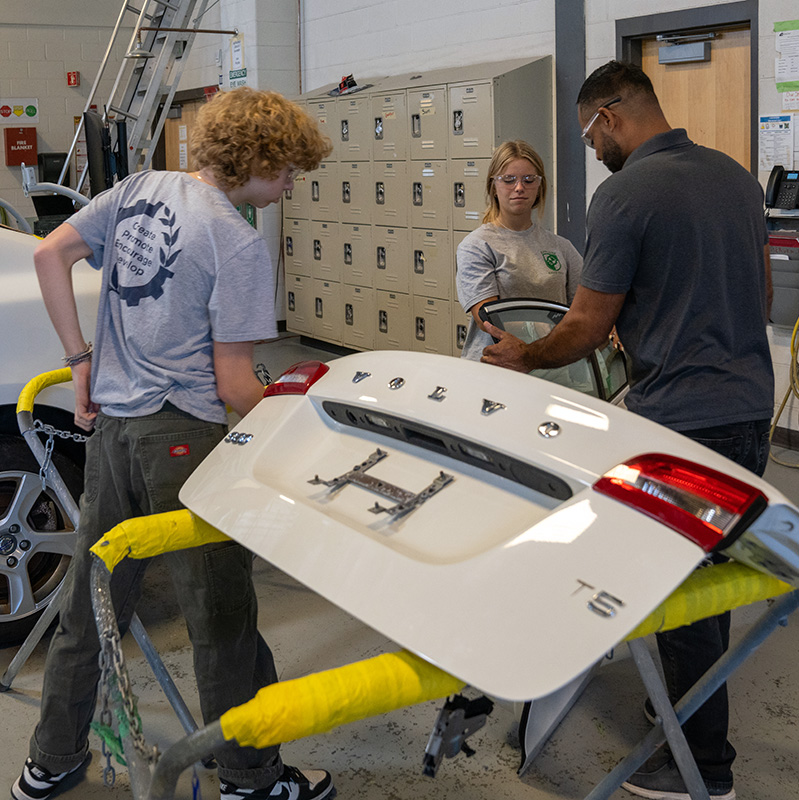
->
xmin=482 ymin=61 xmax=773 ymax=800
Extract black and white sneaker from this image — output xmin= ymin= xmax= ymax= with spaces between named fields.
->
xmin=220 ymin=765 xmax=335 ymax=800
xmin=11 ymin=756 xmax=89 ymax=800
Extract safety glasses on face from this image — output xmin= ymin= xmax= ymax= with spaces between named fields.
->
xmin=285 ymin=165 xmax=300 ymax=181
xmin=580 ymin=96 xmax=622 ymax=149
xmin=492 ymin=175 xmax=542 ymax=187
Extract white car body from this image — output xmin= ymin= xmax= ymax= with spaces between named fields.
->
xmin=0 ymin=225 xmax=100 ymax=411
xmin=180 ymin=350 xmax=799 ymax=702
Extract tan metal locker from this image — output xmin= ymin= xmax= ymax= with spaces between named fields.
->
xmin=372 ymin=161 xmax=408 ymax=227
xmin=307 ymin=99 xmax=339 ymax=161
xmin=286 ymin=274 xmax=313 ymax=335
xmin=312 ymin=279 xmax=343 ymax=344
xmin=284 ymin=218 xmax=311 ymax=277
xmin=448 ymin=81 xmax=494 ymax=158
xmin=408 ymin=87 xmax=448 ymax=161
xmin=410 ymin=160 xmax=450 ymax=230
xmin=338 ymin=95 xmax=372 ymax=161
xmin=339 ymin=161 xmax=373 ymax=224
xmin=341 ymin=223 xmax=374 ymax=287
xmin=308 ymin=161 xmax=340 ymax=222
xmin=371 ymin=92 xmax=408 ymax=161
xmin=453 ymin=310 xmax=471 ymax=356
xmin=283 ymin=172 xmax=310 ymax=219
xmin=451 ymin=159 xmax=490 ymax=232
xmin=373 ymin=226 xmax=410 ymax=294
xmin=411 ymin=228 xmax=452 ymax=301
xmin=412 ymin=296 xmax=453 ymax=356
xmin=310 ymin=221 xmax=342 ymax=282
xmin=375 ymin=290 xmax=411 ymax=350
xmin=342 ymin=284 xmax=376 ymax=351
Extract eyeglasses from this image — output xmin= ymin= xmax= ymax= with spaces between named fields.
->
xmin=580 ymin=96 xmax=622 ymax=149
xmin=286 ymin=165 xmax=300 ymax=181
xmin=492 ymin=174 xmax=542 ymax=187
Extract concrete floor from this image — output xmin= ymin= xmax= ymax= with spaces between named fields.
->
xmin=2 ymin=333 xmax=799 ymax=799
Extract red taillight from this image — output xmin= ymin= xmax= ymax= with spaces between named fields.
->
xmin=263 ymin=361 xmax=329 ymax=397
xmin=593 ymin=453 xmax=767 ymax=552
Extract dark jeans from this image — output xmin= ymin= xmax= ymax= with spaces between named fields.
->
xmin=655 ymin=418 xmax=771 ymax=784
xmin=31 ymin=407 xmax=282 ymax=788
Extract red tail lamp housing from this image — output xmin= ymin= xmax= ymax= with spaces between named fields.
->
xmin=593 ymin=453 xmax=767 ymax=552
xmin=263 ymin=361 xmax=329 ymax=397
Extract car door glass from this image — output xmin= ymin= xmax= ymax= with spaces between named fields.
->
xmin=488 ymin=306 xmax=600 ymax=398
xmin=595 ymin=339 xmax=628 ymax=401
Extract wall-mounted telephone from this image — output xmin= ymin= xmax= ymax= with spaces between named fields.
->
xmin=765 ymin=165 xmax=799 ymax=209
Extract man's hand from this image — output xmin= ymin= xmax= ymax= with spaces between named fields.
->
xmin=480 ymin=322 xmax=534 ymax=373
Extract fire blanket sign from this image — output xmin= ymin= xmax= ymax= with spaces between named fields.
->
xmin=4 ymin=127 xmax=37 ymax=167
xmin=0 ymin=98 xmax=40 ymax=125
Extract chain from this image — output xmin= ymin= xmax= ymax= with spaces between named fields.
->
xmin=98 ymin=628 xmax=158 ymax=766
xmin=32 ymin=419 xmax=89 ymax=492
xmin=98 ymin=646 xmax=117 ymax=787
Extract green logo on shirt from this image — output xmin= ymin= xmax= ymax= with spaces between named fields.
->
xmin=542 ymin=252 xmax=561 ymax=272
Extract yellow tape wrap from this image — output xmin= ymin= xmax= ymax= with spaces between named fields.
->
xmin=16 ymin=368 xmax=72 ymax=415
xmin=220 ymin=650 xmax=465 ymax=749
xmin=625 ymin=561 xmax=794 ymax=641
xmin=89 ymin=509 xmax=230 ymax=573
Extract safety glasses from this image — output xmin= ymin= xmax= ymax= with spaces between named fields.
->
xmin=580 ymin=96 xmax=622 ymax=149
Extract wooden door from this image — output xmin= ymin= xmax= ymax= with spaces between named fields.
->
xmin=642 ymin=27 xmax=750 ymax=169
xmin=163 ymin=101 xmax=201 ymax=172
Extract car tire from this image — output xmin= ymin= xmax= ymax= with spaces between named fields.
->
xmin=0 ymin=434 xmax=83 ymax=646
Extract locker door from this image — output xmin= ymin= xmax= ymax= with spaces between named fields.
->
xmin=373 ymin=226 xmax=410 ymax=294
xmin=412 ymin=296 xmax=453 ymax=356
xmin=408 ymin=87 xmax=447 ymax=160
xmin=373 ymin=161 xmax=408 ymax=227
xmin=342 ymin=284 xmax=376 ymax=351
xmin=340 ymin=161 xmax=373 ymax=224
xmin=312 ymin=279 xmax=343 ymax=343
xmin=375 ymin=290 xmax=412 ymax=350
xmin=283 ymin=172 xmax=310 ymax=219
xmin=286 ymin=274 xmax=313 ymax=335
xmin=284 ymin=218 xmax=311 ymax=277
xmin=338 ymin=95 xmax=372 ymax=161
xmin=307 ymin=100 xmax=338 ymax=161
xmin=410 ymin=160 xmax=450 ymax=230
xmin=448 ymin=81 xmax=494 ymax=158
xmin=309 ymin=162 xmax=340 ymax=222
xmin=310 ymin=221 xmax=342 ymax=282
xmin=372 ymin=92 xmax=408 ymax=161
xmin=411 ymin=228 xmax=452 ymax=301
xmin=451 ymin=159 xmax=490 ymax=232
xmin=341 ymin=223 xmax=373 ymax=287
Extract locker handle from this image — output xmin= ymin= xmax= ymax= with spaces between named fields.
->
xmin=453 ymin=109 xmax=464 ymax=135
xmin=375 ymin=182 xmax=385 ymax=205
xmin=411 ymin=113 xmax=421 ymax=138
xmin=313 ymin=239 xmax=322 ymax=260
xmin=374 ymin=117 xmax=384 ymax=140
xmin=285 ymin=236 xmax=293 ymax=256
xmin=344 ymin=243 xmax=353 ymax=265
xmin=342 ymin=181 xmax=351 ymax=203
xmin=415 ymin=317 xmax=426 ymax=341
xmin=315 ymin=297 xmax=323 ymax=318
xmin=311 ymin=181 xmax=320 ymax=201
xmin=413 ymin=182 xmax=423 ymax=206
xmin=287 ymin=291 xmax=295 ymax=312
xmin=377 ymin=246 xmax=386 ymax=269
xmin=341 ymin=119 xmax=349 ymax=142
xmin=454 ymin=182 xmax=465 ymax=208
xmin=414 ymin=250 xmax=425 ymax=274
xmin=345 ymin=303 xmax=354 ymax=326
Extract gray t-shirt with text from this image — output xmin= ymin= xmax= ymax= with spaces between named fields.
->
xmin=69 ymin=171 xmax=277 ymax=423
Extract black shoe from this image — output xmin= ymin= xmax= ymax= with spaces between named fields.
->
xmin=11 ymin=756 xmax=90 ymax=800
xmin=622 ymin=757 xmax=735 ymax=799
xmin=220 ymin=765 xmax=335 ymax=800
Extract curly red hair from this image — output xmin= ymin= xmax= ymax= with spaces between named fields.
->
xmin=190 ymin=87 xmax=332 ymax=189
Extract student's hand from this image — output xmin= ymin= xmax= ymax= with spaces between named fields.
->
xmin=480 ymin=322 xmax=534 ymax=373
xmin=71 ymin=361 xmax=98 ymax=431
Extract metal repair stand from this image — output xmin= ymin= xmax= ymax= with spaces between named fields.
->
xmin=581 ymin=590 xmax=799 ymax=800
xmin=1 ymin=374 xmax=201 ymax=745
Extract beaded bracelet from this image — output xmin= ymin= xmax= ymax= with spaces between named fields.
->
xmin=63 ymin=342 xmax=93 ymax=367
